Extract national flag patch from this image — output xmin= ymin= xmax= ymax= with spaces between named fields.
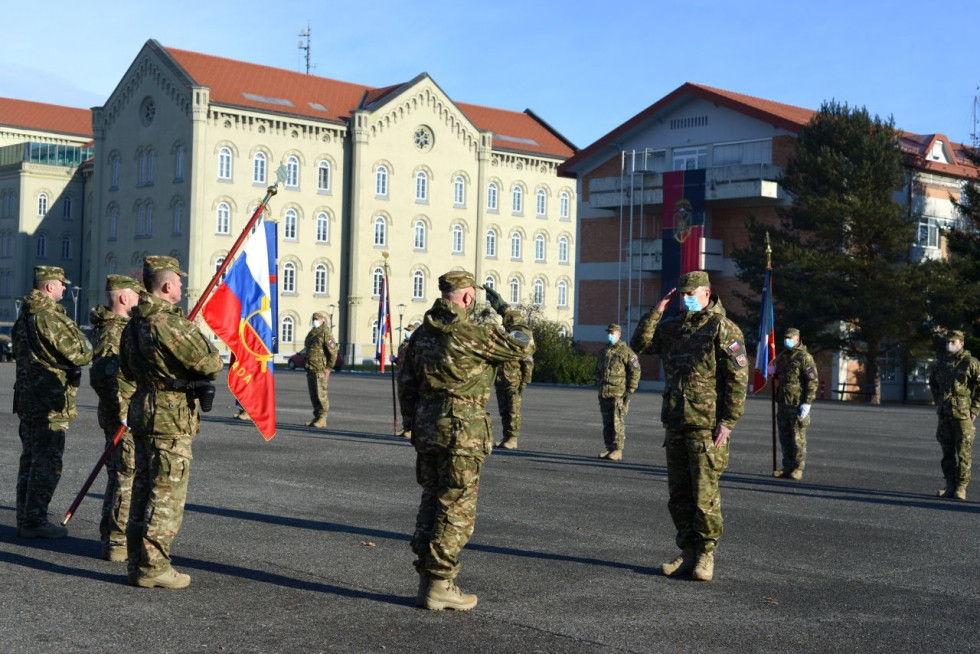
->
xmin=728 ymin=342 xmax=741 ymax=353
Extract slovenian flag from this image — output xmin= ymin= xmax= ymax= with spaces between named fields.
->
xmin=202 ymin=221 xmax=278 ymax=439
xmin=376 ymin=273 xmax=393 ymax=373
xmin=753 ymin=267 xmax=776 ymax=393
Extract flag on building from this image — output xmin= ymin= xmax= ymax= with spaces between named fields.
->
xmin=201 ymin=221 xmax=278 ymax=439
xmin=753 ymin=267 xmax=776 ymax=393
xmin=376 ymin=273 xmax=393 ymax=373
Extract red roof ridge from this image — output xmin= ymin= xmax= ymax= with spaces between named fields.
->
xmin=0 ymin=96 xmax=92 ymax=138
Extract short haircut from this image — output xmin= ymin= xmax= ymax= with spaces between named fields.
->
xmin=144 ymin=269 xmax=176 ymax=293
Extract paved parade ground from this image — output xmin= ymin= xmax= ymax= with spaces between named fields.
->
xmin=0 ymin=364 xmax=976 ymax=653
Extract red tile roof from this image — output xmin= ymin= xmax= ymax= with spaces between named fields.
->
xmin=458 ymin=102 xmax=575 ymax=158
xmin=0 ymin=97 xmax=92 ymax=138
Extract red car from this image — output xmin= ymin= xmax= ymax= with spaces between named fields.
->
xmin=287 ymin=349 xmax=307 ymax=370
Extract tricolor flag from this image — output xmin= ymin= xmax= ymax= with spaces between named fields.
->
xmin=202 ymin=221 xmax=278 ymax=439
xmin=376 ymin=273 xmax=393 ymax=373
xmin=753 ymin=267 xmax=776 ymax=393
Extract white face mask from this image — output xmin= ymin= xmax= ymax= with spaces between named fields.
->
xmin=784 ymin=338 xmax=796 ymax=349
xmin=313 ymin=320 xmax=323 ymax=329
xmin=607 ymin=333 xmax=619 ymax=345
xmin=947 ymin=342 xmax=962 ymax=354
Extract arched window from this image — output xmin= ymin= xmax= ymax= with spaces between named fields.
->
xmin=173 ymin=201 xmax=184 ymax=235
xmin=111 ymin=156 xmax=120 ymax=188
xmin=282 ymin=262 xmax=296 ymax=292
xmin=214 ymin=256 xmax=227 ymax=282
xmin=376 ymin=165 xmax=388 ymax=196
xmin=487 ymin=182 xmax=498 ymax=211
xmin=36 ymin=233 xmax=47 ymax=258
xmin=372 ymin=267 xmax=384 ymax=296
xmin=512 ymin=186 xmax=523 ymax=214
xmin=314 ymin=263 xmax=327 ymax=294
xmin=216 ymin=202 xmax=231 ymax=234
xmin=373 ymin=216 xmax=386 ymax=247
xmin=454 ymin=176 xmax=465 ymax=206
xmin=318 ymin=160 xmax=330 ymax=191
xmin=414 ymin=220 xmax=426 ymax=250
xmin=484 ymin=275 xmax=496 ymax=291
xmin=558 ymin=236 xmax=569 ymax=263
xmin=535 ymin=234 xmax=546 ymax=261
xmin=136 ymin=205 xmax=146 ymax=236
xmin=38 ymin=193 xmax=48 ymax=217
xmin=145 ymin=205 xmax=154 ymax=236
xmin=281 ymin=315 xmax=295 ymax=344
xmin=106 ymin=256 xmax=117 ymax=274
xmin=316 ymin=212 xmax=329 ymax=243
xmin=61 ymin=236 xmax=71 ymax=260
xmin=285 ymin=155 xmax=299 ymax=187
xmin=511 ymin=232 xmax=522 ymax=260
xmin=415 ymin=171 xmax=428 ymax=201
xmin=509 ymin=277 xmax=520 ymax=304
xmin=174 ymin=146 xmax=185 ymax=181
xmin=557 ymin=280 xmax=568 ymax=307
xmin=371 ymin=320 xmax=379 ymax=346
xmin=412 ymin=270 xmax=425 ymax=299
xmin=536 ymin=189 xmax=547 ymax=216
xmin=533 ymin=279 xmax=544 ymax=306
xmin=108 ymin=206 xmax=118 ymax=239
xmin=253 ymin=152 xmax=267 ymax=184
xmin=63 ymin=196 xmax=72 ymax=220
xmin=284 ymin=209 xmax=298 ymax=240
xmin=560 ymin=191 xmax=570 ymax=219
xmin=147 ymin=150 xmax=155 ymax=184
xmin=218 ymin=147 xmax=232 ymax=180
xmin=452 ymin=224 xmax=464 ymax=254
xmin=485 ymin=229 xmax=497 ymax=257
xmin=138 ymin=150 xmax=147 ymax=185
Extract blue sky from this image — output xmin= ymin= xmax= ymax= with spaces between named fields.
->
xmin=3 ymin=0 xmax=977 ymax=149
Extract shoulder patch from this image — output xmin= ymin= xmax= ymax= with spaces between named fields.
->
xmin=629 ymin=355 xmax=640 ymax=369
xmin=735 ymin=353 xmax=748 ymax=369
xmin=806 ymin=365 xmax=817 ymax=381
xmin=727 ymin=340 xmax=748 ymax=369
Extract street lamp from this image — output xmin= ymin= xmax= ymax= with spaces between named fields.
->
xmin=70 ymin=286 xmax=80 ymax=324
xmin=327 ymin=303 xmax=336 ymax=331
xmin=14 ymin=298 xmax=22 ymax=318
xmin=397 ymin=303 xmax=406 ymax=349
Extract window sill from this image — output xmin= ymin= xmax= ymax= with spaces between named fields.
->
xmin=317 ymin=189 xmax=332 ymax=196
xmin=487 ymin=208 xmax=499 ymax=214
xmin=375 ymin=194 xmax=389 ymax=201
xmin=415 ymin=199 xmax=429 ymax=205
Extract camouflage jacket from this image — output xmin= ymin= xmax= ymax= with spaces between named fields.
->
xmin=774 ymin=343 xmax=818 ymax=407
xmin=89 ymin=305 xmax=136 ymax=432
xmin=304 ymin=324 xmax=339 ymax=373
xmin=595 ymin=340 xmax=640 ymax=399
xmin=495 ymin=356 xmax=534 ymax=392
xmin=631 ymin=295 xmax=748 ymax=431
xmin=13 ymin=289 xmax=93 ymax=424
xmin=929 ymin=348 xmax=980 ymax=420
xmin=120 ymin=294 xmax=222 ymax=437
xmin=398 ymin=299 xmax=534 ymax=456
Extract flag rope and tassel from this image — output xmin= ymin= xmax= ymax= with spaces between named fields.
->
xmin=379 ymin=252 xmax=397 ymax=435
xmin=62 ymin=168 xmax=288 ymax=526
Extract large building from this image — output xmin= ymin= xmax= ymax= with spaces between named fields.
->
xmin=87 ymin=40 xmax=577 ymax=362
xmin=559 ymin=82 xmax=976 ymax=401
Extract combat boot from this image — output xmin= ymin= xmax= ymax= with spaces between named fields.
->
xmin=938 ymin=484 xmax=955 ymax=498
xmin=415 ymin=571 xmax=430 ymax=607
xmin=307 ymin=416 xmax=327 ymax=429
xmin=606 ymin=449 xmax=623 ymax=462
xmin=496 ymin=438 xmax=518 ymax=450
xmin=954 ymin=485 xmax=968 ymax=500
xmin=397 ymin=428 xmax=412 ymax=438
xmin=598 ymin=450 xmax=611 ymax=459
xmin=425 ymin=578 xmax=478 ymax=611
xmin=661 ymin=548 xmax=696 ymax=577
xmin=773 ymin=469 xmax=788 ymax=478
xmin=788 ymin=469 xmax=803 ymax=480
xmin=137 ymin=567 xmax=191 ymax=589
xmin=234 ymin=409 xmax=250 ymax=421
xmin=19 ymin=522 xmax=68 ymax=540
xmin=102 ymin=546 xmax=127 ymax=562
xmin=693 ymin=551 xmax=714 ymax=582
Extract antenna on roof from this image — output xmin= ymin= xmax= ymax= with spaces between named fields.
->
xmin=972 ymin=87 xmax=978 ymax=149
xmin=298 ymin=20 xmax=313 ymax=75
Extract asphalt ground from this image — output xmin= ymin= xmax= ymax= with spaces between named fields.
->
xmin=0 ymin=363 xmax=976 ymax=653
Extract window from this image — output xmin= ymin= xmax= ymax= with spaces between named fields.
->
xmin=485 ymin=229 xmax=497 ymax=257
xmin=413 ymin=270 xmax=425 ymax=299
xmin=218 ymin=147 xmax=232 ymax=180
xmin=138 ymin=150 xmax=147 ymax=186
xmin=511 ymin=232 xmax=522 ymax=259
xmin=38 ymin=193 xmax=48 ymax=217
xmin=214 ymin=256 xmax=227 ymax=282
xmin=415 ymin=171 xmax=428 ymax=201
xmin=216 ymin=203 xmax=231 ymax=234
xmin=314 ymin=264 xmax=327 ymax=294
xmin=175 ymin=146 xmax=185 ymax=181
xmin=512 ymin=186 xmax=523 ymax=214
xmin=147 ymin=150 xmax=155 ymax=185
xmin=284 ymin=209 xmax=298 ymax=240
xmin=316 ymin=212 xmax=329 ymax=243
xmin=536 ymin=189 xmax=546 ymax=216
xmin=376 ymin=166 xmax=388 ymax=196
xmin=560 ymin=191 xmax=570 ymax=219
xmin=61 ymin=236 xmax=71 ymax=260
xmin=136 ymin=205 xmax=146 ymax=236
xmin=374 ymin=216 xmax=386 ymax=247
xmin=454 ymin=176 xmax=465 ymax=206
xmin=318 ymin=160 xmax=330 ymax=192
xmin=173 ymin=201 xmax=184 ymax=235
xmin=253 ymin=152 xmax=267 ymax=184
xmin=533 ymin=279 xmax=544 ymax=306
xmin=282 ymin=262 xmax=296 ymax=292
xmin=487 ymin=182 xmax=498 ymax=211
xmin=63 ymin=196 xmax=72 ymax=220
xmin=557 ymin=280 xmax=568 ymax=307
xmin=144 ymin=205 xmax=153 ymax=237
xmin=372 ymin=320 xmax=379 ymax=346
xmin=917 ymin=217 xmax=940 ymax=249
xmin=535 ymin=235 xmax=546 ymax=261
xmin=509 ymin=277 xmax=520 ymax=304
xmin=558 ymin=236 xmax=569 ymax=263
xmin=414 ymin=220 xmax=426 ymax=250
xmin=108 ymin=206 xmax=118 ymax=240
xmin=36 ymin=233 xmax=47 ymax=258
xmin=372 ymin=267 xmax=384 ymax=296
xmin=281 ymin=315 xmax=295 ymax=344
xmin=452 ymin=224 xmax=464 ymax=254
xmin=672 ymin=146 xmax=707 ymax=171
xmin=286 ymin=155 xmax=299 ymax=187
xmin=111 ymin=157 xmax=120 ymax=188
xmin=484 ymin=275 xmax=496 ymax=291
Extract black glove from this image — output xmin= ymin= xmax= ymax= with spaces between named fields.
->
xmin=483 ymin=285 xmax=508 ymax=314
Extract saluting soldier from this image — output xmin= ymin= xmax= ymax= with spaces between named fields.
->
xmin=773 ymin=327 xmax=818 ymax=480
xmin=595 ymin=323 xmax=640 ymax=461
xmin=13 ymin=265 xmax=93 ymax=539
xmin=929 ymin=330 xmax=980 ymax=500
xmin=303 ymin=311 xmax=339 ymax=428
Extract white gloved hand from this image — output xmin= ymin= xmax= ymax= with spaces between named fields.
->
xmin=798 ymin=403 xmax=811 ymax=420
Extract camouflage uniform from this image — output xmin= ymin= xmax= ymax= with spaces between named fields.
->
xmin=494 ymin=356 xmax=534 ymax=445
xmin=774 ymin=335 xmax=818 ymax=474
xmin=631 ymin=286 xmax=748 ymax=556
xmin=596 ymin=328 xmax=641 ymax=454
xmin=121 ymin=257 xmax=222 ymax=583
xmin=13 ymin=267 xmax=93 ymax=533
xmin=929 ymin=337 xmax=980 ymax=495
xmin=304 ymin=314 xmax=339 ymax=426
xmin=398 ymin=275 xmax=534 ymax=582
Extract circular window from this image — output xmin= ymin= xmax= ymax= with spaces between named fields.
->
xmin=139 ymin=97 xmax=156 ymax=126
xmin=414 ymin=126 xmax=433 ymax=151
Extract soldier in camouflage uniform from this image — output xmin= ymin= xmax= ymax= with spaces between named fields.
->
xmin=631 ymin=271 xmax=748 ymax=582
xmin=773 ymin=327 xmax=818 ymax=480
xmin=13 ymin=266 xmax=93 ymax=539
xmin=596 ymin=323 xmax=640 ymax=461
xmin=493 ymin=355 xmax=534 ymax=450
xmin=121 ymin=256 xmax=222 ymax=589
xmin=304 ymin=311 xmax=339 ymax=429
xmin=89 ymin=274 xmax=143 ymax=561
xmin=394 ymin=322 xmax=420 ymax=437
xmin=929 ymin=330 xmax=980 ymax=500
xmin=399 ymin=271 xmax=534 ymax=611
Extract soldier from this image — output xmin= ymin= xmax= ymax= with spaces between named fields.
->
xmin=494 ymin=354 xmax=534 ymax=450
xmin=595 ymin=324 xmax=640 ymax=461
xmin=929 ymin=330 xmax=980 ymax=500
xmin=631 ymin=271 xmax=748 ymax=582
xmin=121 ymin=256 xmax=222 ymax=589
xmin=773 ymin=327 xmax=818 ymax=480
xmin=394 ymin=321 xmax=420 ymax=437
xmin=399 ymin=272 xmax=534 ymax=611
xmin=89 ymin=274 xmax=142 ymax=561
xmin=303 ymin=311 xmax=339 ymax=428
xmin=13 ymin=266 xmax=93 ymax=539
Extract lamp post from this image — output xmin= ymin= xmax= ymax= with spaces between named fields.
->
xmin=327 ymin=303 xmax=336 ymax=331
xmin=14 ymin=298 xmax=21 ymax=319
xmin=70 ymin=286 xmax=80 ymax=324
xmin=397 ymin=303 xmax=406 ymax=349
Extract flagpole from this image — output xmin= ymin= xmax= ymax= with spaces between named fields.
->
xmin=766 ymin=232 xmax=777 ymax=474
xmin=62 ymin=167 xmax=288 ymax=526
xmin=382 ymin=253 xmax=397 ymax=436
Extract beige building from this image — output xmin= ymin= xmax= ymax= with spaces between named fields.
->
xmin=88 ymin=40 xmax=577 ymax=362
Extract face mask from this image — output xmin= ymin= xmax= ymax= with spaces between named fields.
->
xmin=607 ymin=333 xmax=619 ymax=345
xmin=784 ymin=338 xmax=796 ymax=348
xmin=682 ymin=295 xmax=703 ymax=312
xmin=947 ymin=342 xmax=962 ymax=354
xmin=313 ymin=320 xmax=323 ymax=329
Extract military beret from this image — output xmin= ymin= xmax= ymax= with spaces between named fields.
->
xmin=312 ymin=311 xmax=326 ymax=321
xmin=105 ymin=274 xmax=142 ymax=293
xmin=946 ymin=330 xmax=966 ymax=342
xmin=438 ymin=270 xmax=475 ymax=292
xmin=143 ymin=255 xmax=187 ymax=279
xmin=678 ymin=270 xmax=710 ymax=292
xmin=606 ymin=323 xmax=622 ymax=333
xmin=34 ymin=265 xmax=70 ymax=285
xmin=784 ymin=328 xmax=800 ymax=339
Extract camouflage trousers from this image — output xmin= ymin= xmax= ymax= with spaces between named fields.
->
xmin=306 ymin=370 xmax=329 ymax=420
xmin=101 ymin=427 xmax=136 ymax=550
xmin=664 ymin=428 xmax=729 ymax=553
xmin=411 ymin=449 xmax=484 ymax=580
xmin=936 ymin=415 xmax=975 ymax=487
xmin=777 ymin=405 xmax=809 ymax=472
xmin=16 ymin=420 xmax=67 ymax=529
xmin=599 ymin=396 xmax=629 ymax=451
xmin=495 ymin=384 xmax=524 ymax=442
xmin=127 ymin=433 xmax=193 ymax=579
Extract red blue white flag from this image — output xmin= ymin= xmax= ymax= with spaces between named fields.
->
xmin=202 ymin=221 xmax=278 ymax=439
xmin=376 ymin=273 xmax=393 ymax=373
xmin=753 ymin=267 xmax=776 ymax=393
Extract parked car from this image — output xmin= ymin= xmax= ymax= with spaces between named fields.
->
xmin=0 ymin=323 xmax=13 ymax=362
xmin=287 ymin=349 xmax=307 ymax=370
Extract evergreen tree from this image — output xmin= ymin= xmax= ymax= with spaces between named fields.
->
xmin=940 ymin=144 xmax=980 ymax=347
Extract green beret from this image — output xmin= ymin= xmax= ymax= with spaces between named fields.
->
xmin=35 ymin=265 xmax=70 ymax=285
xmin=946 ymin=330 xmax=966 ymax=342
xmin=143 ymin=255 xmax=187 ymax=279
xmin=678 ymin=270 xmax=710 ymax=292
xmin=784 ymin=328 xmax=800 ymax=339
xmin=606 ymin=323 xmax=622 ymax=333
xmin=438 ymin=270 xmax=475 ymax=292
xmin=105 ymin=274 xmax=142 ymax=293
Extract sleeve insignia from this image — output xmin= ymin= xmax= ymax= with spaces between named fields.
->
xmin=735 ymin=353 xmax=748 ymax=369
xmin=629 ymin=356 xmax=640 ymax=368
xmin=728 ymin=342 xmax=742 ymax=353
xmin=806 ymin=366 xmax=817 ymax=380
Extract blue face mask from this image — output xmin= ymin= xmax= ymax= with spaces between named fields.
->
xmin=607 ymin=333 xmax=619 ymax=345
xmin=682 ymin=295 xmax=703 ymax=312
xmin=784 ymin=338 xmax=796 ymax=348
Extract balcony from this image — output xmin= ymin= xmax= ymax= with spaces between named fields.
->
xmin=628 ymin=237 xmax=724 ymax=272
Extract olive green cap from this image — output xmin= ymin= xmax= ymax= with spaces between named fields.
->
xmin=784 ymin=328 xmax=800 ymax=339
xmin=34 ymin=265 xmax=70 ymax=285
xmin=143 ymin=255 xmax=187 ymax=279
xmin=678 ymin=270 xmax=710 ymax=292
xmin=438 ymin=270 xmax=475 ymax=292
xmin=105 ymin=274 xmax=142 ymax=292
xmin=606 ymin=323 xmax=622 ymax=333
xmin=312 ymin=311 xmax=327 ymax=321
xmin=946 ymin=330 xmax=966 ymax=342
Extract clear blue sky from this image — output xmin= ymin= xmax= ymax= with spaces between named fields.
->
xmin=3 ymin=0 xmax=977 ymax=149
